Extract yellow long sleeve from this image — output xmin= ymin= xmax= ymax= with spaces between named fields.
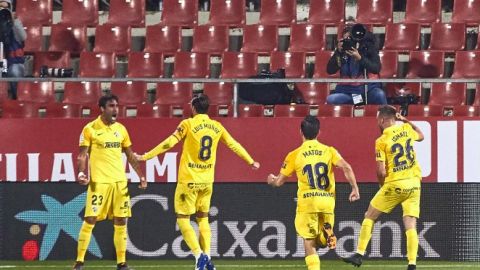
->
xmin=221 ymin=129 xmax=254 ymax=165
xmin=142 ymin=134 xmax=181 ymax=161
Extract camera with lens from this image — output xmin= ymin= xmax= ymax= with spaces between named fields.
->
xmin=341 ymin=23 xmax=367 ymax=51
xmin=40 ymin=65 xmax=74 ymax=78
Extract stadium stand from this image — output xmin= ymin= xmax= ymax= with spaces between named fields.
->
xmin=1 ymin=100 xmax=41 ymax=118
xmin=207 ymin=0 xmax=246 ymax=27
xmin=452 ymin=0 xmax=480 ymax=25
xmin=106 ymin=0 xmax=145 ymax=27
xmin=274 ymin=104 xmax=310 ymax=117
xmin=451 ymin=51 xmax=480 ymax=78
xmin=33 ymin=51 xmax=71 ymax=78
xmin=144 ymin=25 xmax=182 ymax=54
xmin=93 ymin=25 xmax=131 ymax=55
xmin=155 ymin=82 xmax=193 ymax=105
xmin=451 ymin=105 xmax=479 ymax=117
xmin=203 ymin=82 xmax=234 ymax=105
xmin=406 ymin=51 xmax=445 ymax=78
xmin=17 ymin=82 xmax=55 ymax=104
xmin=192 ymin=25 xmax=229 ymax=54
xmin=220 ymin=52 xmax=258 ymax=78
xmin=308 ymin=0 xmax=345 ymax=24
xmin=295 ymin=82 xmax=329 ymax=105
xmin=79 ymin=52 xmax=116 ymax=78
xmin=317 ymin=105 xmax=353 ymax=117
xmin=17 ymin=0 xmax=52 ymax=26
xmin=44 ymin=103 xmax=81 ymax=118
xmin=63 ymin=82 xmax=103 ymax=105
xmin=110 ymin=81 xmax=148 ymax=105
xmin=383 ymin=23 xmax=420 ymax=51
xmin=313 ymin=51 xmax=338 ymax=78
xmin=61 ymin=0 xmax=99 ymax=26
xmin=270 ymin=51 xmax=305 ymax=78
xmin=241 ymin=24 xmax=278 ymax=53
xmin=259 ymin=0 xmax=296 ymax=26
xmin=378 ymin=50 xmax=398 ymax=78
xmin=24 ymin=25 xmax=43 ymax=53
xmin=428 ymin=83 xmax=467 ymax=106
xmin=407 ymin=104 xmax=444 ymax=116
xmin=428 ymin=23 xmax=466 ymax=51
xmin=404 ymin=0 xmax=441 ymax=24
xmin=289 ymin=23 xmax=326 ymax=53
xmin=48 ymin=24 xmax=87 ymax=55
xmin=127 ymin=52 xmax=163 ymax=78
xmin=160 ymin=0 xmax=198 ymax=27
xmin=356 ymin=0 xmax=392 ymax=24
xmin=238 ymin=104 xmax=264 ymax=117
xmin=173 ymin=52 xmax=210 ymax=78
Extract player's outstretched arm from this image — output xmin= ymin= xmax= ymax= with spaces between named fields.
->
xmin=267 ymin=173 xmax=287 ymax=188
xmin=336 ymin=159 xmax=360 ymax=202
xmin=141 ymin=134 xmax=181 ymax=161
xmin=77 ymin=146 xmax=89 ymax=185
xmin=396 ymin=113 xmax=424 ymax=141
xmin=124 ymin=147 xmax=147 ymax=189
xmin=220 ymin=129 xmax=257 ymax=166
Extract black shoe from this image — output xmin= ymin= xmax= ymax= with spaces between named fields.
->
xmin=72 ymin=261 xmax=84 ymax=270
xmin=117 ymin=263 xmax=133 ymax=270
xmin=407 ymin=265 xmax=416 ymax=270
xmin=342 ymin=253 xmax=363 ymax=267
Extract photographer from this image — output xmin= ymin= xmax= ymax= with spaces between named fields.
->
xmin=0 ymin=0 xmax=26 ymax=100
xmin=326 ymin=23 xmax=387 ymax=105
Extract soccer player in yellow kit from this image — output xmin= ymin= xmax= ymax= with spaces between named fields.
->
xmin=267 ymin=115 xmax=360 ymax=270
xmin=73 ymin=95 xmax=147 ymax=270
xmin=343 ymin=105 xmax=424 ymax=270
xmin=137 ymin=94 xmax=260 ymax=270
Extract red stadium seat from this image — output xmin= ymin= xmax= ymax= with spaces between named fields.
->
xmin=428 ymin=23 xmax=466 ymax=51
xmin=295 ymin=83 xmax=329 ymax=105
xmin=429 ymin=83 xmax=467 ymax=106
xmin=155 ymin=82 xmax=193 ymax=105
xmin=93 ymin=25 xmax=131 ymax=55
xmin=160 ymin=0 xmax=198 ymax=27
xmin=138 ymin=104 xmax=171 ymax=118
xmin=204 ymin=104 xmax=233 ymax=117
xmin=259 ymin=0 xmax=296 ymax=26
xmin=452 ymin=0 xmax=480 ymax=25
xmin=1 ymin=100 xmax=40 ymax=118
xmin=406 ymin=51 xmax=445 ymax=78
xmin=317 ymin=105 xmax=353 ymax=117
xmin=44 ymin=103 xmax=81 ymax=118
xmin=0 ymin=82 xmax=8 ymax=103
xmin=63 ymin=82 xmax=103 ymax=105
xmin=17 ymin=81 xmax=55 ymax=103
xmin=48 ymin=24 xmax=87 ymax=55
xmin=241 ymin=24 xmax=278 ymax=53
xmin=289 ymin=23 xmax=326 ymax=53
xmin=404 ymin=0 xmax=441 ymax=25
xmin=24 ymin=26 xmax=43 ymax=53
xmin=192 ymin=25 xmax=229 ymax=54
xmin=61 ymin=0 xmax=98 ymax=26
xmin=270 ymin=51 xmax=305 ymax=78
xmin=17 ymin=82 xmax=55 ymax=104
xmin=79 ymin=52 xmax=116 ymax=78
xmin=17 ymin=0 xmax=52 ymax=26
xmin=383 ymin=23 xmax=420 ymax=51
xmin=208 ymin=0 xmax=246 ymax=27
xmin=127 ymin=52 xmax=163 ymax=78
xmin=378 ymin=50 xmax=398 ymax=78
xmin=144 ymin=25 xmax=181 ymax=54
xmin=173 ymin=52 xmax=209 ymax=78
xmin=313 ymin=51 xmax=338 ymax=78
xmin=203 ymin=82 xmax=233 ymax=105
xmin=356 ymin=0 xmax=392 ymax=24
xmin=407 ymin=105 xmax=444 ymax=117
xmin=274 ymin=104 xmax=310 ymax=117
xmin=452 ymin=51 xmax=480 ymax=78
xmin=452 ymin=105 xmax=479 ymax=117
xmin=238 ymin=104 xmax=264 ymax=117
xmin=79 ymin=104 xmax=101 ymax=118
xmin=106 ymin=0 xmax=145 ymax=27
xmin=308 ymin=0 xmax=345 ymax=24
xmin=220 ymin=52 xmax=257 ymax=78
xmin=363 ymin=105 xmax=400 ymax=117
xmin=33 ymin=51 xmax=71 ymax=77
xmin=111 ymin=81 xmax=148 ymax=105
xmin=385 ymin=82 xmax=422 ymax=101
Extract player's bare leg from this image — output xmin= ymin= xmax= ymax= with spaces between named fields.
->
xmin=73 ymin=217 xmax=97 ymax=270
xmin=197 ymin=211 xmax=215 ymax=270
xmin=304 ymin=239 xmax=320 ymax=270
xmin=343 ymin=204 xmax=382 ymax=267
xmin=404 ymin=216 xmax=418 ymax=270
xmin=113 ymin=217 xmax=131 ymax=270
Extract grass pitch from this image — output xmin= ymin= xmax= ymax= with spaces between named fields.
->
xmin=0 ymin=260 xmax=479 ymax=270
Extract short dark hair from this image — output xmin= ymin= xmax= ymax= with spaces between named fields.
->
xmin=192 ymin=94 xmax=209 ymax=114
xmin=98 ymin=94 xmax=119 ymax=109
xmin=301 ymin=115 xmax=320 ymax=140
xmin=377 ymin=105 xmax=397 ymax=119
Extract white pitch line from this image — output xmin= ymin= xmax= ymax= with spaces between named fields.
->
xmin=0 ymin=265 xmax=479 ymax=269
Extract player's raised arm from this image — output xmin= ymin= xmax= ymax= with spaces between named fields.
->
xmin=220 ymin=128 xmax=259 ymax=169
xmin=336 ymin=159 xmax=360 ymax=202
xmin=124 ymin=147 xmax=147 ymax=189
xmin=139 ymin=122 xmax=187 ymax=161
xmin=77 ymin=146 xmax=89 ymax=185
xmin=396 ymin=113 xmax=424 ymax=142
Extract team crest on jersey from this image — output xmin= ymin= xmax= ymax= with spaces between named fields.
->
xmin=114 ymin=131 xmax=120 ymax=138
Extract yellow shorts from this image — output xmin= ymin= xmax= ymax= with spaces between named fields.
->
xmin=295 ymin=212 xmax=334 ymax=239
xmin=84 ymin=181 xmax=131 ymax=221
xmin=174 ymin=182 xmax=213 ymax=215
xmin=370 ymin=178 xmax=421 ymax=218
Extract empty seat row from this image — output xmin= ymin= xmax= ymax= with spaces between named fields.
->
xmin=16 ymin=0 xmax=480 ymax=27
xmin=24 ymin=22 xmax=480 ymax=55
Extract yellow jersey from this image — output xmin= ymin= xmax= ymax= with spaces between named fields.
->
xmin=280 ymin=140 xmax=342 ymax=214
xmin=79 ymin=116 xmax=132 ymax=183
xmin=375 ymin=123 xmax=422 ymax=183
xmin=142 ymin=114 xmax=254 ymax=183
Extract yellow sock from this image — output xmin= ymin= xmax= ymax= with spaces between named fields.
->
xmin=356 ymin=218 xmax=375 ymax=255
xmin=305 ymin=254 xmax=320 ymax=270
xmin=76 ymin=221 xmax=95 ymax=262
xmin=177 ymin=218 xmax=202 ymax=256
xmin=406 ymin=228 xmax=418 ymax=265
xmin=114 ymin=225 xmax=128 ymax=264
xmin=196 ymin=217 xmax=211 ymax=256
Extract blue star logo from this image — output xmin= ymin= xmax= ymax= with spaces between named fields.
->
xmin=15 ymin=193 xmax=103 ymax=260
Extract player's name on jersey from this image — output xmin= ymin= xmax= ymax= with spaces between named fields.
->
xmin=391 ymin=131 xmax=408 ymax=142
xmin=192 ymin=123 xmax=221 ymax=134
xmin=302 ymin=149 xmax=323 ymax=158
xmin=188 ymin=162 xmax=213 ymax=169
xmin=393 ymin=161 xmax=417 ymax=173
xmin=303 ymin=191 xmax=334 ymax=199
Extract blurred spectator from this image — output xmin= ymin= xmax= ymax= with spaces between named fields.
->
xmin=326 ymin=21 xmax=387 ymax=105
xmin=0 ymin=0 xmax=26 ymax=100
